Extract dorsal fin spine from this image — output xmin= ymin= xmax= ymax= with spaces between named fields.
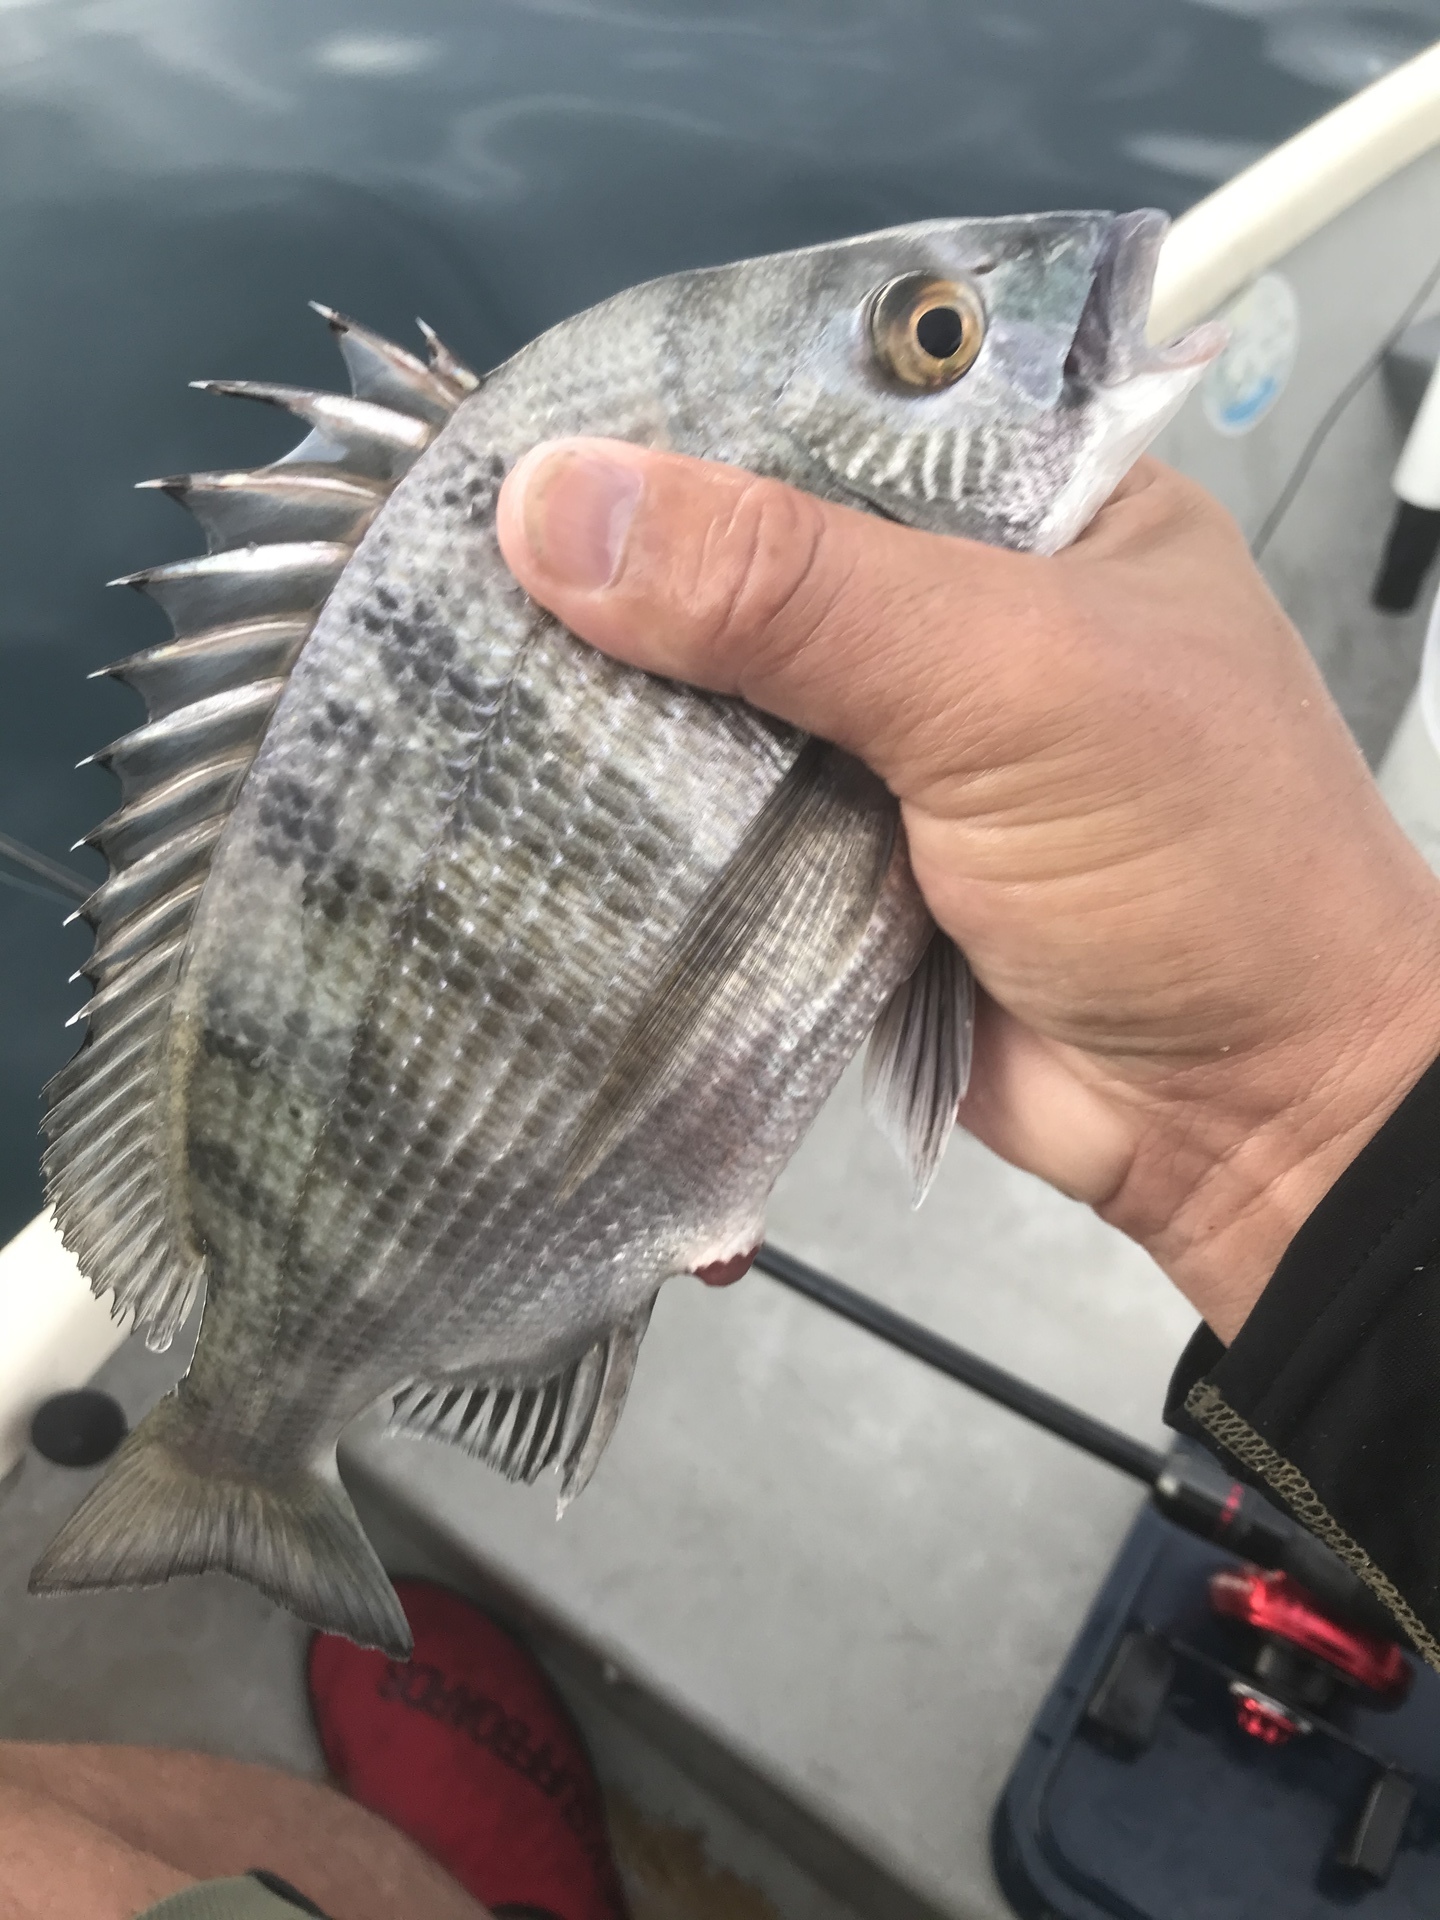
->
xmin=115 ymin=546 xmax=351 ymax=639
xmin=103 ymin=623 xmax=312 ymax=729
xmin=194 ymin=382 xmax=433 ymax=483
xmin=86 ymin=756 xmax=253 ymax=869
xmin=416 ymin=318 xmax=481 ymax=396
xmin=143 ymin=468 xmax=385 ymax=555
xmin=69 ymin=941 xmax=185 ymax=1028
xmin=84 ymin=882 xmax=207 ymax=985
xmin=311 ymin=303 xmax=463 ymax=426
xmin=65 ymin=945 xmax=179 ymax=1033
xmin=64 ymin=982 xmax=169 ymax=1060
xmin=79 ymin=820 xmax=224 ymax=934
xmin=92 ymin=684 xmax=287 ymax=801
xmin=45 ymin=1016 xmax=160 ymax=1106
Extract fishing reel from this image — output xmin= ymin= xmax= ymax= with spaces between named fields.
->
xmin=1082 ymin=1551 xmax=1417 ymax=1886
xmin=1207 ymin=1563 xmax=1411 ymax=1747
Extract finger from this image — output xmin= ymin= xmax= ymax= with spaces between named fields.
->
xmin=496 ymin=436 xmax=1037 ymax=797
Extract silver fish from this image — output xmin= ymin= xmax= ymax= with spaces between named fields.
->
xmin=32 ymin=213 xmax=1217 ymax=1653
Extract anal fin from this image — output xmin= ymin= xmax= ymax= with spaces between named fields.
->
xmin=389 ymin=1299 xmax=657 ymax=1507
xmin=863 ymin=927 xmax=973 ymax=1205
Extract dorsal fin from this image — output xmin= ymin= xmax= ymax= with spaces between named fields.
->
xmin=84 ymin=682 xmax=287 ymax=804
xmin=45 ymin=308 xmax=480 ymax=1350
xmin=111 ymin=546 xmax=352 ymax=638
xmin=98 ymin=620 xmax=312 ymax=724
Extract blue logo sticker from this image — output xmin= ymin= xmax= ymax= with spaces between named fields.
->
xmin=1203 ymin=273 xmax=1300 ymax=438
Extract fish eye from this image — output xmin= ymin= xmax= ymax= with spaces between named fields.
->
xmin=867 ymin=274 xmax=985 ymax=390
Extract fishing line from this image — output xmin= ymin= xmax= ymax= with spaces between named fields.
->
xmin=0 ymin=829 xmax=93 ymax=905
xmin=1251 ymin=243 xmax=1440 ymax=562
xmin=0 ymin=867 xmax=81 ymax=907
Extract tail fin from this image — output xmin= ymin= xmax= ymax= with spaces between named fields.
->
xmin=28 ymin=1394 xmax=411 ymax=1656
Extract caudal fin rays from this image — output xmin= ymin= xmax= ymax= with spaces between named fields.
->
xmin=30 ymin=1393 xmax=412 ymax=1656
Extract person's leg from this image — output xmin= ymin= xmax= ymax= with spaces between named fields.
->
xmin=0 ymin=1742 xmax=488 ymax=1920
xmin=0 ymin=1772 xmax=191 ymax=1920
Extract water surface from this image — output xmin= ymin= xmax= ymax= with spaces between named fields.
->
xmin=3 ymin=0 xmax=1438 ymax=1239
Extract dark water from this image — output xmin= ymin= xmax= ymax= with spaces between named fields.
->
xmin=2 ymin=0 xmax=1438 ymax=1242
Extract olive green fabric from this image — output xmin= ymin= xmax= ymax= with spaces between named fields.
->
xmin=139 ymin=1877 xmax=307 ymax=1919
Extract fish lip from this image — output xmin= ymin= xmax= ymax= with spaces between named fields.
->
xmin=1066 ymin=208 xmax=1217 ymax=389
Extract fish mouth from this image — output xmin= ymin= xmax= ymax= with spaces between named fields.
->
xmin=1066 ymin=209 xmax=1221 ymax=390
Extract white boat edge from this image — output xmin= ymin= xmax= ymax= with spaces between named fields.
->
xmin=0 ymin=1211 xmax=128 ymax=1480
xmin=1150 ymin=38 xmax=1440 ymax=340
xmin=2 ymin=37 xmax=1440 ymax=1480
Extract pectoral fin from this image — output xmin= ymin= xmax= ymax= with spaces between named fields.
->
xmin=863 ymin=926 xmax=973 ymax=1205
xmin=560 ymin=740 xmax=897 ymax=1199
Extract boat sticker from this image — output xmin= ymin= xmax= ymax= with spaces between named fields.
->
xmin=1202 ymin=272 xmax=1299 ymax=437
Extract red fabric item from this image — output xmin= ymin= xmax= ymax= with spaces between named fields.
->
xmin=307 ymin=1579 xmax=628 ymax=1920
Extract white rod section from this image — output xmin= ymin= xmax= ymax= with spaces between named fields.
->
xmin=0 ymin=1212 xmax=127 ymax=1481
xmin=1151 ymin=40 xmax=1440 ymax=342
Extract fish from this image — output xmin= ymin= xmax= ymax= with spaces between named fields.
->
xmin=31 ymin=211 xmax=1219 ymax=1654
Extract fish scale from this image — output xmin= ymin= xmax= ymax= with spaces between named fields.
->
xmin=287 ymin=651 xmax=775 ymax=1345
xmin=307 ymin=657 xmax=772 ymax=1304
xmin=32 ymin=212 xmax=1221 ymax=1652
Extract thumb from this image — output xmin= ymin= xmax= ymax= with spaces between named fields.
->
xmin=495 ymin=436 xmax=1033 ymax=799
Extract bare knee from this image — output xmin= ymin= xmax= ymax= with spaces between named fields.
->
xmin=0 ymin=1772 xmax=191 ymax=1920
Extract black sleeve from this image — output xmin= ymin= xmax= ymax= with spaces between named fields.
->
xmin=1166 ymin=1050 xmax=1440 ymax=1668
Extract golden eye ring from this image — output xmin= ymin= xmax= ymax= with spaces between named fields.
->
xmin=868 ymin=273 xmax=986 ymax=390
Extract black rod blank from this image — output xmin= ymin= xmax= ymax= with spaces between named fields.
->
xmin=755 ymin=1242 xmax=1166 ymax=1487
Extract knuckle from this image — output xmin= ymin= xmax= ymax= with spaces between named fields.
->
xmin=689 ymin=475 xmax=840 ymax=662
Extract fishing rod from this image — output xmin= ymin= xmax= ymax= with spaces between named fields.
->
xmin=755 ymin=1240 xmax=1392 ymax=1634
xmin=754 ymin=1240 xmax=1164 ymax=1484
xmin=0 ymin=831 xmax=92 ymax=905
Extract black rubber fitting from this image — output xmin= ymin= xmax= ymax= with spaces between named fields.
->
xmin=29 ymin=1388 xmax=127 ymax=1467
xmin=1372 ymin=499 xmax=1440 ymax=612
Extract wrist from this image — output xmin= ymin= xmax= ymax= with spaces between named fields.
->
xmin=1110 ymin=922 xmax=1440 ymax=1343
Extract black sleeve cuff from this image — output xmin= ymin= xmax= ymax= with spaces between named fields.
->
xmin=1166 ymin=1049 xmax=1440 ymax=1663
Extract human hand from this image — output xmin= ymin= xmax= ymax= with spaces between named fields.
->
xmin=497 ymin=442 xmax=1440 ymax=1340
